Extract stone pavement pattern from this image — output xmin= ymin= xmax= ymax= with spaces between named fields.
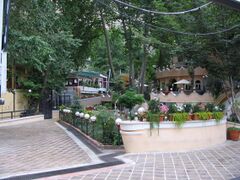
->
xmin=0 ymin=120 xmax=92 ymax=178
xmin=42 ymin=141 xmax=240 ymax=180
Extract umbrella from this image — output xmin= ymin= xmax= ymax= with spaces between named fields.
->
xmin=174 ymin=79 xmax=191 ymax=85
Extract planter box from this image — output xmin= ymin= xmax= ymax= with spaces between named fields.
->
xmin=119 ymin=118 xmax=227 ymax=153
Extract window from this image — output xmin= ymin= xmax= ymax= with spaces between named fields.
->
xmin=195 ymin=80 xmax=201 ymax=90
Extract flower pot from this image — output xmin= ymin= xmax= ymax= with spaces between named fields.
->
xmin=188 ymin=114 xmax=194 ymax=121
xmin=168 ymin=114 xmax=173 ymax=121
xmin=159 ymin=115 xmax=165 ymax=122
xmin=208 ymin=113 xmax=213 ymax=120
xmin=227 ymin=130 xmax=240 ymax=141
xmin=193 ymin=113 xmax=199 ymax=120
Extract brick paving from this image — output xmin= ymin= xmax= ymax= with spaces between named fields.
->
xmin=0 ymin=120 xmax=94 ymax=179
xmin=41 ymin=141 xmax=240 ymax=180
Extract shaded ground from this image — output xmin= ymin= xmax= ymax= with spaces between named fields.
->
xmin=41 ymin=141 xmax=240 ymax=180
xmin=0 ymin=120 xmax=94 ymax=179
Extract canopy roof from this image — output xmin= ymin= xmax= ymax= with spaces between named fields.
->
xmin=174 ymin=79 xmax=191 ymax=85
xmin=69 ymin=71 xmax=107 ymax=79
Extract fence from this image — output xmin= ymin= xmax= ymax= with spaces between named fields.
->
xmin=60 ymin=111 xmax=122 ymax=146
xmin=0 ymin=110 xmax=27 ymax=119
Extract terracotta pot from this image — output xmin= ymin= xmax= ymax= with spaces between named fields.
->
xmin=208 ymin=113 xmax=213 ymax=120
xmin=227 ymin=130 xmax=240 ymax=141
xmin=168 ymin=114 xmax=173 ymax=121
xmin=188 ymin=114 xmax=194 ymax=121
xmin=193 ymin=113 xmax=199 ymax=120
xmin=159 ymin=115 xmax=165 ymax=122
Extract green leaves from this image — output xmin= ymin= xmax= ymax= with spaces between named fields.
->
xmin=118 ymin=90 xmax=145 ymax=110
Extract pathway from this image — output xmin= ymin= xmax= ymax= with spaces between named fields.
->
xmin=40 ymin=141 xmax=240 ymax=180
xmin=0 ymin=120 xmax=100 ymax=179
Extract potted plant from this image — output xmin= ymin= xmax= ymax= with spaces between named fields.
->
xmin=183 ymin=103 xmax=193 ymax=120
xmin=172 ymin=113 xmax=188 ymax=128
xmin=192 ymin=103 xmax=205 ymax=120
xmin=159 ymin=104 xmax=169 ymax=122
xmin=197 ymin=112 xmax=212 ymax=120
xmin=227 ymin=127 xmax=240 ymax=141
xmin=212 ymin=112 xmax=224 ymax=122
xmin=147 ymin=112 xmax=161 ymax=135
xmin=168 ymin=103 xmax=177 ymax=121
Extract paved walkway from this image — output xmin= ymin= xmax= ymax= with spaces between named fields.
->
xmin=0 ymin=120 xmax=99 ymax=179
xmin=1 ymin=119 xmax=240 ymax=180
xmin=41 ymin=141 xmax=240 ymax=180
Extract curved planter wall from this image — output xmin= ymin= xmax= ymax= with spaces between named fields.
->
xmin=120 ymin=119 xmax=226 ymax=153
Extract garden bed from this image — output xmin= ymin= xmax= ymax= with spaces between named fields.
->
xmin=119 ymin=118 xmax=227 ymax=153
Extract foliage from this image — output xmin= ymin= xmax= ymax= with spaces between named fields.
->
xmin=213 ymin=112 xmax=224 ymax=122
xmin=118 ymin=90 xmax=144 ymax=110
xmin=205 ymin=103 xmax=215 ymax=112
xmin=70 ymin=100 xmax=83 ymax=113
xmin=196 ymin=112 xmax=211 ymax=120
xmin=148 ymin=99 xmax=160 ymax=113
xmin=183 ymin=103 xmax=192 ymax=113
xmin=110 ymin=77 xmax=126 ymax=94
xmin=168 ymin=103 xmax=177 ymax=113
xmin=9 ymin=0 xmax=81 ymax=113
xmin=147 ymin=112 xmax=160 ymax=124
xmin=228 ymin=113 xmax=239 ymax=123
xmin=227 ymin=127 xmax=240 ymax=131
xmin=172 ymin=113 xmax=188 ymax=128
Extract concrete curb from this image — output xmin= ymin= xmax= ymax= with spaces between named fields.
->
xmin=0 ymin=115 xmax=44 ymax=127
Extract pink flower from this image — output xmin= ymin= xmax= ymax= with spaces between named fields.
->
xmin=160 ymin=104 xmax=169 ymax=114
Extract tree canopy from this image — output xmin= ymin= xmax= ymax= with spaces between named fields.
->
xmin=7 ymin=0 xmax=240 ymax=111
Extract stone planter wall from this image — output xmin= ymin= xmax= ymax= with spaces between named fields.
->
xmin=120 ymin=119 xmax=226 ymax=153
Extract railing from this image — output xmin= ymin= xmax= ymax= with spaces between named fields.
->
xmin=0 ymin=110 xmax=27 ymax=119
xmin=60 ymin=112 xmax=122 ymax=145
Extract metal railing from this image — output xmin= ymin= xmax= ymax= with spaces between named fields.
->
xmin=0 ymin=110 xmax=26 ymax=119
xmin=60 ymin=112 xmax=122 ymax=145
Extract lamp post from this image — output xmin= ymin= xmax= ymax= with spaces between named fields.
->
xmin=79 ymin=112 xmax=84 ymax=130
xmin=90 ymin=116 xmax=96 ymax=138
xmin=84 ymin=113 xmax=90 ymax=134
xmin=12 ymin=89 xmax=15 ymax=118
xmin=28 ymin=89 xmax=32 ymax=111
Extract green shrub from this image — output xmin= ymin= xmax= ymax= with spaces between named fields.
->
xmin=197 ymin=112 xmax=211 ymax=120
xmin=168 ymin=103 xmax=177 ymax=113
xmin=147 ymin=112 xmax=160 ymax=124
xmin=213 ymin=112 xmax=224 ymax=122
xmin=172 ymin=113 xmax=188 ymax=128
xmin=227 ymin=127 xmax=240 ymax=131
xmin=183 ymin=103 xmax=192 ymax=113
xmin=118 ymin=90 xmax=145 ymax=110
xmin=205 ymin=103 xmax=214 ymax=112
xmin=192 ymin=104 xmax=201 ymax=113
xmin=148 ymin=100 xmax=160 ymax=113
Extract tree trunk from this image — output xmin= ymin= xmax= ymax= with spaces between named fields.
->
xmin=139 ymin=25 xmax=148 ymax=94
xmin=121 ymin=18 xmax=134 ymax=88
xmin=39 ymin=71 xmax=52 ymax=119
xmin=100 ymin=10 xmax=115 ymax=78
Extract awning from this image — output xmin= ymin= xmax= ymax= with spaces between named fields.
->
xmin=174 ymin=79 xmax=191 ymax=85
